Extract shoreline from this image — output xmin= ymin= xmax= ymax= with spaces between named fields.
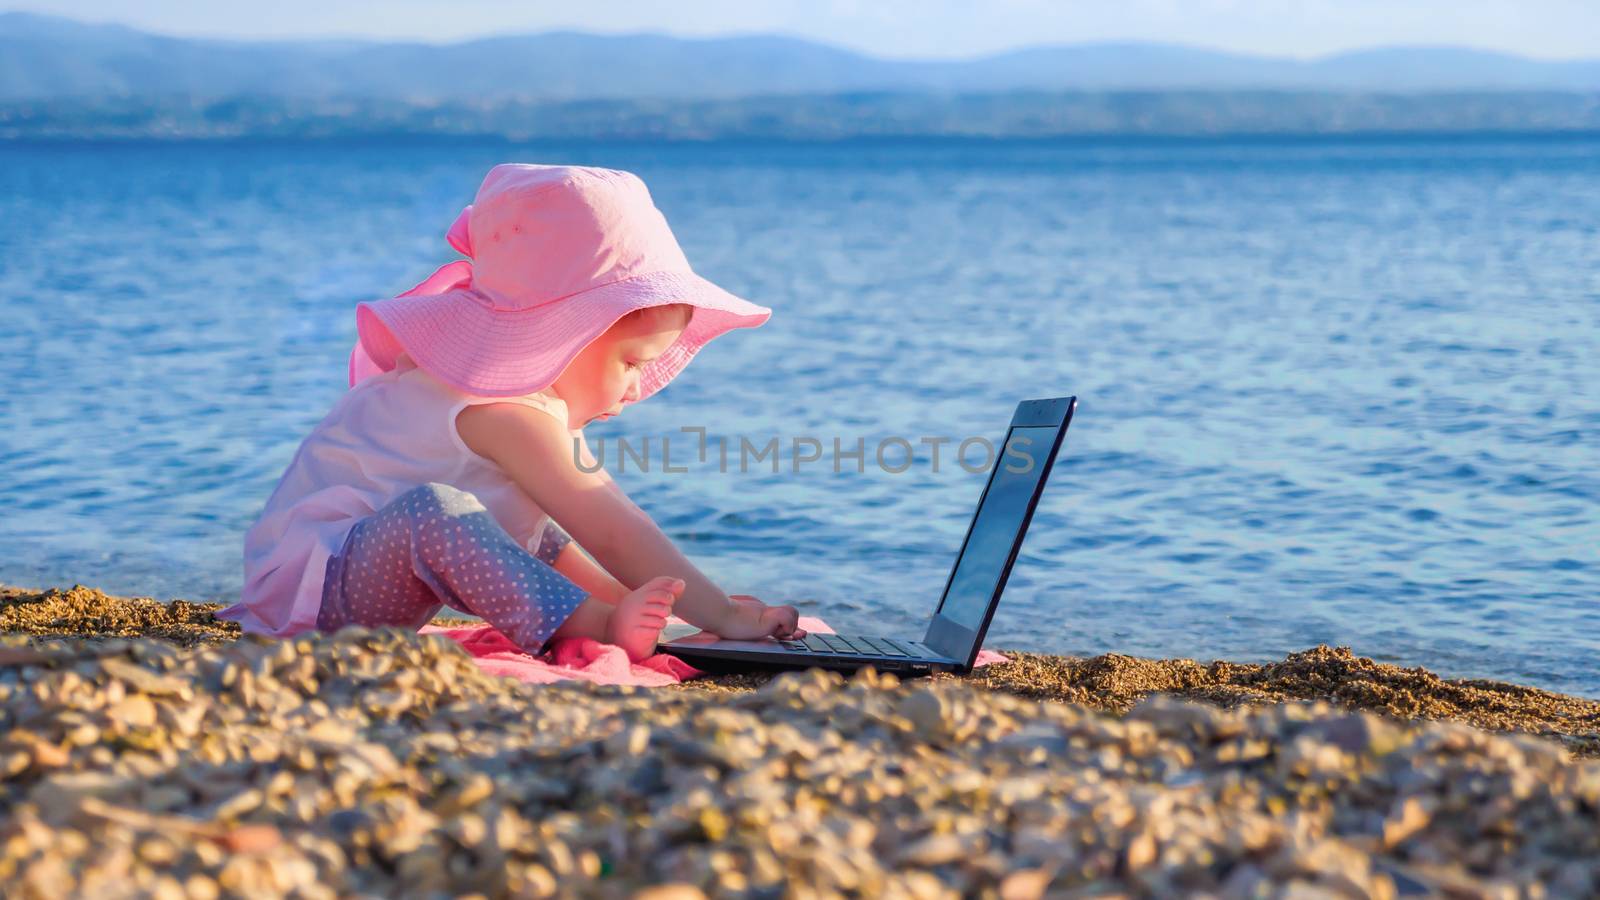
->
xmin=5 ymin=583 xmax=1597 ymax=759
xmin=4 ymin=583 xmax=1598 ymax=895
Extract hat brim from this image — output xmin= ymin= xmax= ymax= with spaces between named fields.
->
xmin=356 ymin=269 xmax=771 ymax=399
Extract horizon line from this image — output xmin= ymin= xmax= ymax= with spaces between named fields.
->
xmin=6 ymin=10 xmax=1597 ymax=66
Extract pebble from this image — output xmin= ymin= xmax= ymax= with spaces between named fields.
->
xmin=0 ymin=627 xmax=1597 ymax=897
xmin=107 ymin=694 xmax=157 ymax=729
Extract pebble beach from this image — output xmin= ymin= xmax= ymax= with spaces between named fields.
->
xmin=3 ymin=584 xmax=1599 ymax=899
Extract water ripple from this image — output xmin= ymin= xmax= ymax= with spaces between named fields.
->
xmin=1 ymin=136 xmax=1597 ymax=694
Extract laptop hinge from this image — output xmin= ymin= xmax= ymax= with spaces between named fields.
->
xmin=922 ymin=614 xmax=979 ymax=667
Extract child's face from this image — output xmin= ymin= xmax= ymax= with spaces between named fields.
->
xmin=552 ymin=309 xmax=686 ymax=427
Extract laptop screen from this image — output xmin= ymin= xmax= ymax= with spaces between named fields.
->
xmin=934 ymin=425 xmax=1059 ymax=630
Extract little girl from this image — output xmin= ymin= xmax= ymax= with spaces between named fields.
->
xmin=218 ymin=163 xmax=805 ymax=661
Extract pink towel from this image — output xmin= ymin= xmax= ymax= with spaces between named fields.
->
xmin=420 ymin=615 xmax=1009 ymax=687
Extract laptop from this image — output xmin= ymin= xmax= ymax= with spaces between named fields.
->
xmin=655 ymin=396 xmax=1077 ymax=676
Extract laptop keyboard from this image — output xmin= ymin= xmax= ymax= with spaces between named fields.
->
xmin=778 ymin=634 xmax=919 ymax=657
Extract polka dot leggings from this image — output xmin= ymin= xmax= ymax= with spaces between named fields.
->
xmin=318 ymin=482 xmax=590 ymax=656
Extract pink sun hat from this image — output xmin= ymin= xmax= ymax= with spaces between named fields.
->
xmin=348 ymin=163 xmax=771 ymax=398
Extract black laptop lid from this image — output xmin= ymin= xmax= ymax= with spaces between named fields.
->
xmin=923 ymin=397 xmax=1076 ymax=669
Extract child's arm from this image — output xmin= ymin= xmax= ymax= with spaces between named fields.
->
xmin=565 ymin=433 xmax=807 ymax=638
xmin=457 ymin=403 xmax=801 ymax=640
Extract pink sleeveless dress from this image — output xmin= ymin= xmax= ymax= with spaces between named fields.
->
xmin=218 ymin=356 xmax=584 ymax=637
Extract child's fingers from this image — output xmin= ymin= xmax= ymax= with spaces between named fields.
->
xmin=761 ymin=604 xmax=800 ymax=637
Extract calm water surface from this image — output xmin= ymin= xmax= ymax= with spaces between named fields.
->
xmin=2 ymin=137 xmax=1596 ymax=693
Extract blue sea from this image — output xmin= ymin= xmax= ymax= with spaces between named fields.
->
xmin=2 ymin=136 xmax=1596 ymax=695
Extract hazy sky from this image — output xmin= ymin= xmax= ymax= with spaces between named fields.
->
xmin=14 ymin=0 xmax=1600 ymax=60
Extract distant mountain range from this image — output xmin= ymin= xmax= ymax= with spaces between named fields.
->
xmin=3 ymin=12 xmax=1598 ymax=140
xmin=3 ymin=10 xmax=1598 ymax=102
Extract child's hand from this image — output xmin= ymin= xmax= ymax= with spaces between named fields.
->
xmin=731 ymin=594 xmax=807 ymax=640
xmin=713 ymin=594 xmax=807 ymax=641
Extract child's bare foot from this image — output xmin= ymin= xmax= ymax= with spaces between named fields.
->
xmin=606 ymin=576 xmax=684 ymax=661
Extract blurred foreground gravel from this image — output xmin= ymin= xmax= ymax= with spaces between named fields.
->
xmin=2 ymin=584 xmax=1598 ymax=898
